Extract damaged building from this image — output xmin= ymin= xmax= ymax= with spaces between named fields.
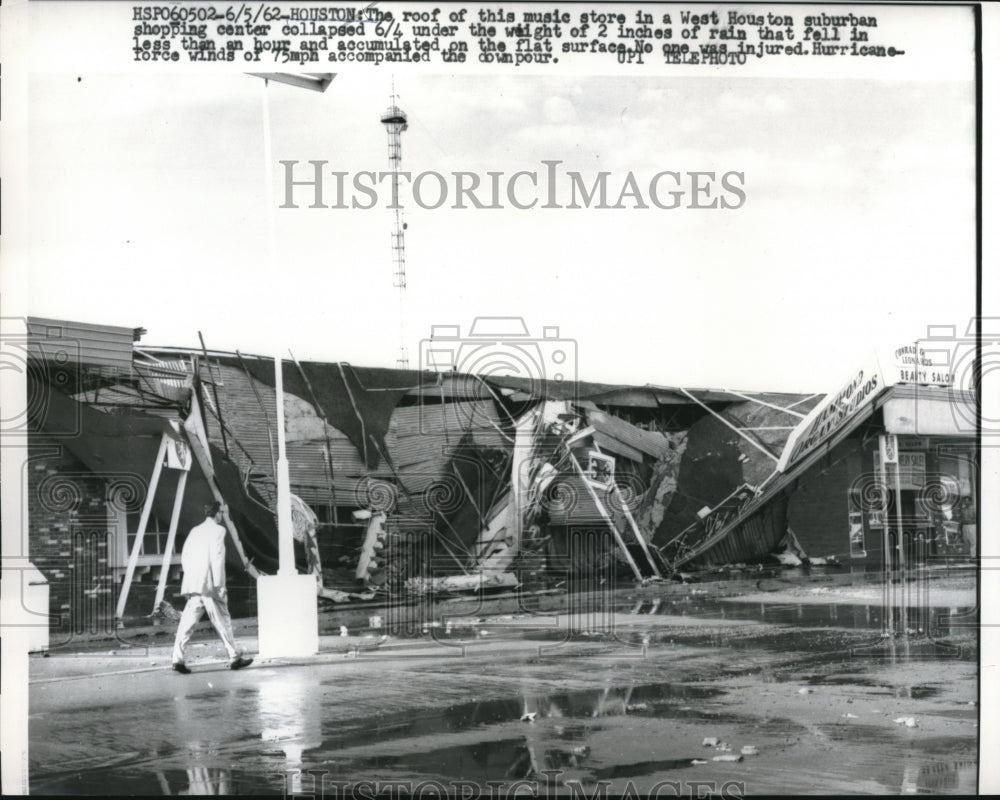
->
xmin=31 ymin=315 xmax=972 ymax=641
xmin=661 ymin=348 xmax=980 ymax=588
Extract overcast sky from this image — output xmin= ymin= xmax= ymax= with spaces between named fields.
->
xmin=27 ymin=64 xmax=975 ymax=393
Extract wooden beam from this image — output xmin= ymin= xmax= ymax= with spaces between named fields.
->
xmin=723 ymin=390 xmax=808 ymax=418
xmin=591 ymin=443 xmax=661 ymax=578
xmin=565 ymin=448 xmax=643 ymax=582
xmin=152 ymin=468 xmax=188 ymax=612
xmin=115 ymin=435 xmax=168 ymax=621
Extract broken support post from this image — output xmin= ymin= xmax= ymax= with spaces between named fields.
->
xmin=591 ymin=443 xmax=661 ymax=578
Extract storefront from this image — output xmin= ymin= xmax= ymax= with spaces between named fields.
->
xmin=782 ymin=368 xmax=979 ymax=570
xmin=672 ymin=343 xmax=979 ymax=572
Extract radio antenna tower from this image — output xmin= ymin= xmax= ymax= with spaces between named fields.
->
xmin=380 ymin=80 xmax=409 ymax=369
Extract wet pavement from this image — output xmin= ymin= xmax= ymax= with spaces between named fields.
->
xmin=29 ymin=576 xmax=979 ymax=795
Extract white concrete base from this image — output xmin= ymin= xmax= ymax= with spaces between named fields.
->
xmin=26 ymin=564 xmax=50 ymax=653
xmin=256 ymin=574 xmax=319 ymax=659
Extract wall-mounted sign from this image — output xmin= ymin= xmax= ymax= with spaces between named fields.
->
xmin=585 ymin=451 xmax=615 ymax=489
xmin=883 ymin=341 xmax=958 ymax=387
xmin=880 ymin=434 xmax=898 ymax=465
xmin=164 ymin=422 xmax=192 ymax=472
xmin=777 ymin=338 xmax=965 ymax=475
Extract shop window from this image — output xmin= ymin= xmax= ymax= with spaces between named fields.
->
xmin=125 ymin=511 xmax=173 ymax=557
xmin=872 ymin=444 xmax=974 ymax=558
xmin=108 ymin=505 xmax=179 ymax=568
xmin=938 ymin=452 xmax=974 ymax=497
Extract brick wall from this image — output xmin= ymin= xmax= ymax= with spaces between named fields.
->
xmin=787 ymin=437 xmax=862 ymax=562
xmin=27 ymin=435 xmax=116 ymax=635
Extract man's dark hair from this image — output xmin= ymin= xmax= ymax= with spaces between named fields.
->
xmin=205 ymin=501 xmax=222 ymax=517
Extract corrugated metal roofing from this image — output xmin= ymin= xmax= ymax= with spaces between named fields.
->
xmin=586 ymin=407 xmax=674 ymax=461
xmin=591 ymin=431 xmax=645 ymax=463
xmin=387 ymin=401 xmax=506 ymax=477
xmin=486 ymin=376 xmax=659 ymax=403
xmin=180 ymin=360 xmax=510 ymax=511
xmin=195 ymin=361 xmax=400 ymax=502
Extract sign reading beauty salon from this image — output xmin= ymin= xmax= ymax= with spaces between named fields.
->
xmin=884 ymin=342 xmax=958 ymax=387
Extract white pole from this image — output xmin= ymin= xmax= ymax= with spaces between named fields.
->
xmin=261 ymin=78 xmax=296 ymax=576
xmin=879 ymin=438 xmax=893 ymax=637
xmin=252 ymin=73 xmax=319 ymax=658
xmin=893 ymin=460 xmax=907 ymax=634
xmin=275 ymin=357 xmax=295 ymax=575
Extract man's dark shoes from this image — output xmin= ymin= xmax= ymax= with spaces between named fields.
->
xmin=229 ymin=655 xmax=253 ymax=670
xmin=172 ymin=662 xmax=191 ymax=674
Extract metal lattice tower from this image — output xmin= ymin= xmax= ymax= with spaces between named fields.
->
xmin=380 ymin=85 xmax=409 ymax=369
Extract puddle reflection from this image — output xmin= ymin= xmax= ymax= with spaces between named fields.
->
xmin=902 ymin=759 xmax=977 ymax=794
xmin=29 ymin=591 xmax=977 ymax=795
xmin=31 ymin=665 xmax=976 ymax=796
xmin=335 ymin=681 xmax=708 ymax=784
xmin=259 ymin=673 xmax=324 ymax=793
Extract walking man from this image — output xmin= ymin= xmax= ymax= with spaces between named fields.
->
xmin=172 ymin=502 xmax=253 ymax=673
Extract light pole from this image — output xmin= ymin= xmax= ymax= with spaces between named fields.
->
xmin=249 ymin=72 xmax=334 ymax=659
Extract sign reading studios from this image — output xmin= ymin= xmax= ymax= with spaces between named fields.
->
xmin=778 ymin=360 xmax=882 ymax=471
xmin=776 ymin=340 xmax=961 ymax=474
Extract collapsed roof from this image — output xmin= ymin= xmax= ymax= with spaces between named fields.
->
xmin=25 ymin=317 xmax=822 ymax=590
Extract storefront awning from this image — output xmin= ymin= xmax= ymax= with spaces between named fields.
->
xmin=881 ymin=384 xmax=977 ymax=436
